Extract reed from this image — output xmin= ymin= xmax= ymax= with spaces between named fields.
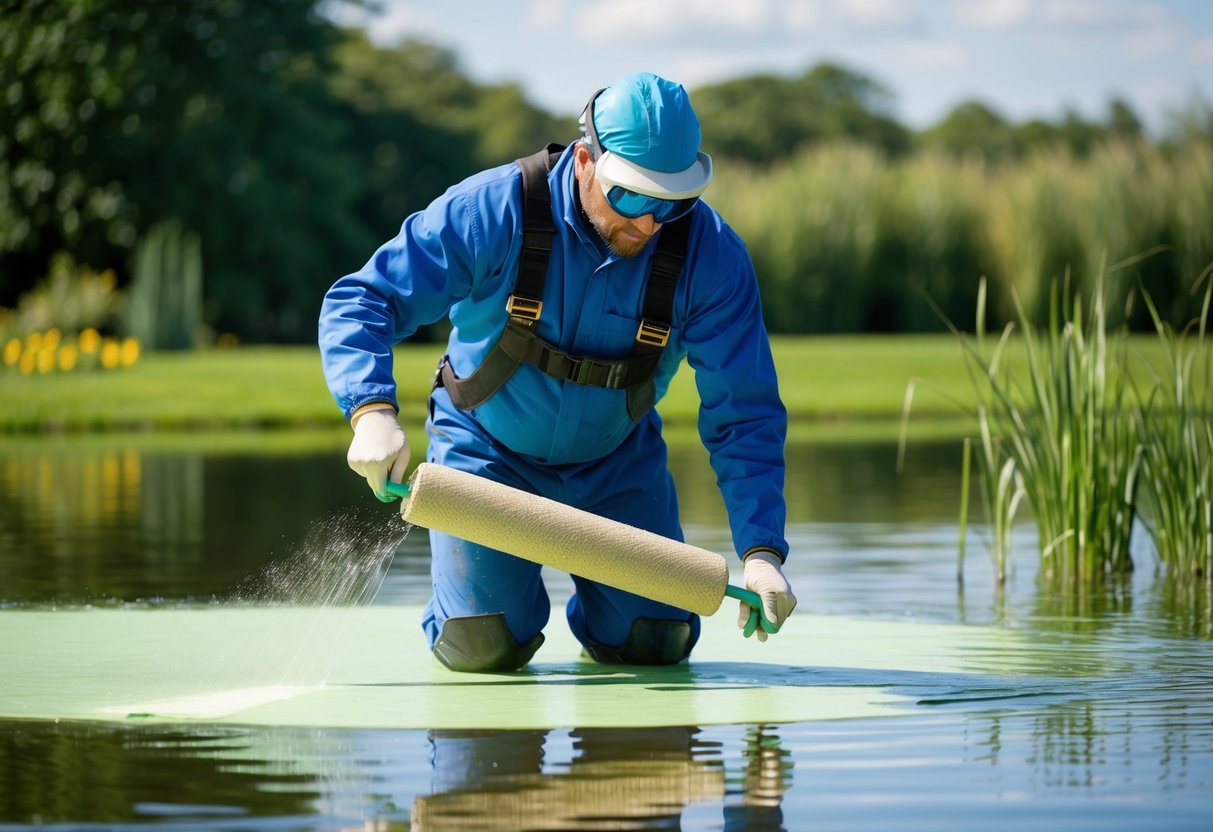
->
xmin=948 ymin=280 xmax=1025 ymax=585
xmin=950 ymin=273 xmax=1142 ymax=584
xmin=972 ymin=405 xmax=1025 ymax=584
xmin=1135 ymin=274 xmax=1213 ymax=581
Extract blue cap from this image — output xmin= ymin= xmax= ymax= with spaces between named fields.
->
xmin=584 ymin=72 xmax=713 ymax=199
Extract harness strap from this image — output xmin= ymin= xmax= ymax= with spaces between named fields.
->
xmin=439 ymin=145 xmax=562 ymax=409
xmin=512 ymin=143 xmax=564 ymax=314
xmin=440 ymin=144 xmax=690 ymax=422
xmin=438 ymin=323 xmax=665 ymax=407
xmin=625 ymin=214 xmax=689 ymax=417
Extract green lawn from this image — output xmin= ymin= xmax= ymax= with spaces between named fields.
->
xmin=0 ymin=334 xmax=1165 ymax=435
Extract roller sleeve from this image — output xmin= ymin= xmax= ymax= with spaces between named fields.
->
xmin=401 ymin=462 xmax=730 ymax=616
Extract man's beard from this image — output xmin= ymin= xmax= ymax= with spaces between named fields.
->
xmin=592 ymin=218 xmax=649 ymax=258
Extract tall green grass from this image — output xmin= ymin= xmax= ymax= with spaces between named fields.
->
xmin=1136 ymin=276 xmax=1213 ymax=581
xmin=940 ymin=267 xmax=1213 ymax=589
xmin=712 ymin=138 xmax=1213 ymax=334
xmin=951 ymin=274 xmax=1140 ymax=584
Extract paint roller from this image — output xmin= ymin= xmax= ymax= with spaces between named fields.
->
xmin=383 ymin=462 xmax=778 ymax=636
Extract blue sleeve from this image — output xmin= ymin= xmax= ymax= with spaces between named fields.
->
xmin=682 ymin=236 xmax=789 ymax=561
xmin=318 ymin=188 xmax=484 ymax=419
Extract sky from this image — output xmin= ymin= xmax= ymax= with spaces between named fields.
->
xmin=332 ymin=0 xmax=1213 ymax=135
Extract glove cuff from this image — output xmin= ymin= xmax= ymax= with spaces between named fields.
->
xmin=350 ymin=401 xmax=398 ymax=429
xmin=743 ymin=546 xmax=785 ymax=565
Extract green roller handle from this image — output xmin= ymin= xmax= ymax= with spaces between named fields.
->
xmin=377 ymin=480 xmax=411 ymax=503
xmin=378 ymin=479 xmax=778 ymax=636
xmin=724 ymin=584 xmax=779 ymax=637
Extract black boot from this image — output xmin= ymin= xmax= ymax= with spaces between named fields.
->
xmin=582 ymin=618 xmax=693 ymax=665
xmin=432 ymin=613 xmax=544 ymax=673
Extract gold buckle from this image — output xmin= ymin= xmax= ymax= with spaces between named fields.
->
xmin=507 ymin=295 xmax=543 ymax=321
xmin=636 ymin=319 xmax=670 ymax=347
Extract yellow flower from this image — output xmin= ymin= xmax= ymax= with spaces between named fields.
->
xmin=120 ymin=337 xmax=140 ymax=366
xmin=100 ymin=338 xmax=121 ymax=370
xmin=78 ymin=327 xmax=101 ymax=354
xmin=19 ymin=350 xmax=35 ymax=375
xmin=25 ymin=332 xmax=42 ymax=351
xmin=58 ymin=344 xmax=78 ymax=372
xmin=3 ymin=338 xmax=20 ymax=367
xmin=37 ymin=349 xmax=55 ymax=374
xmin=44 ymin=328 xmax=61 ymax=350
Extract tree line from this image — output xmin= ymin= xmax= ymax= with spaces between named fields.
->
xmin=2 ymin=0 xmax=1211 ymax=345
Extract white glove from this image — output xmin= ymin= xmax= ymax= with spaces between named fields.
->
xmin=738 ymin=549 xmax=797 ymax=642
xmin=347 ymin=406 xmax=409 ymax=498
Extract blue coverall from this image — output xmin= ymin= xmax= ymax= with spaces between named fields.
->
xmin=319 ymin=144 xmax=788 ymax=654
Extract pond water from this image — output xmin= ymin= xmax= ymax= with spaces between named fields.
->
xmin=1 ymin=430 xmax=1211 ymax=830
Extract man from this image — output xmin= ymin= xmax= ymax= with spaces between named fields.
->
xmin=320 ymin=72 xmax=795 ymax=672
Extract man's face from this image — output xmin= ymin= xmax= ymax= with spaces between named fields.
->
xmin=575 ymin=144 xmax=661 ymax=259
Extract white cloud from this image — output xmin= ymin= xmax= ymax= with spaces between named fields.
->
xmin=576 ymin=0 xmax=817 ymax=42
xmin=784 ymin=0 xmax=821 ymax=30
xmin=1039 ymin=0 xmax=1120 ymax=28
xmin=524 ymin=0 xmax=567 ymax=31
xmin=358 ymin=2 xmax=449 ymax=45
xmin=955 ymin=0 xmax=1170 ymax=32
xmin=953 ymin=0 xmax=1031 ymax=30
xmin=573 ymin=0 xmax=928 ymax=45
xmin=839 ymin=0 xmax=919 ymax=28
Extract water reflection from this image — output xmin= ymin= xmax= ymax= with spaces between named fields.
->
xmin=1 ymin=432 xmax=1208 ymax=633
xmin=670 ymin=432 xmax=965 ymax=527
xmin=0 ymin=437 xmax=370 ymax=603
xmin=413 ymin=726 xmax=789 ymax=830
xmin=0 ymin=432 xmax=964 ymax=605
xmin=1150 ymin=573 xmax=1213 ymax=639
xmin=0 ymin=720 xmax=793 ymax=830
xmin=2 ymin=431 xmax=1213 ymax=830
xmin=3 ymin=705 xmax=1209 ymax=830
xmin=725 ymin=725 xmax=793 ymax=831
xmin=0 ymin=721 xmax=319 ymax=825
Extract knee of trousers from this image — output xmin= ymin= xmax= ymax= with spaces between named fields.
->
xmin=433 ymin=613 xmax=544 ymax=673
xmin=582 ymin=618 xmax=694 ymax=666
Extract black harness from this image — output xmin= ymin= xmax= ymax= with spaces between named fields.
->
xmin=437 ymin=143 xmax=692 ymax=422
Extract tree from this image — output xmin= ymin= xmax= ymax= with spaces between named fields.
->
xmin=687 ymin=74 xmax=800 ymax=163
xmin=799 ymin=63 xmax=910 ymax=155
xmin=1 ymin=0 xmax=373 ymax=342
xmin=692 ymin=63 xmax=910 ymax=163
xmin=329 ymin=34 xmax=572 ymax=240
xmin=1106 ymin=97 xmax=1143 ymax=141
xmin=1 ymin=0 xmax=141 ymax=304
xmin=921 ymin=100 xmax=1019 ymax=160
xmin=1055 ymin=108 xmax=1104 ymax=157
xmin=1015 ymin=118 xmax=1063 ymax=155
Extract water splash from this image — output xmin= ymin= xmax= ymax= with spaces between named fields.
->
xmin=200 ymin=509 xmax=412 ymax=699
xmin=83 ymin=511 xmax=414 ymax=721
xmin=228 ymin=508 xmax=407 ymax=608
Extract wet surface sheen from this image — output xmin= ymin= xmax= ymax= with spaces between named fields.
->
xmin=1 ymin=433 xmax=1211 ymax=830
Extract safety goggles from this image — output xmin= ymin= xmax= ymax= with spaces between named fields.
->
xmin=581 ymin=89 xmax=712 ymax=224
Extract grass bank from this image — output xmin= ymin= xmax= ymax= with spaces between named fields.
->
xmin=0 ymin=336 xmax=982 ymax=435
xmin=0 ymin=334 xmax=1172 ymax=435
